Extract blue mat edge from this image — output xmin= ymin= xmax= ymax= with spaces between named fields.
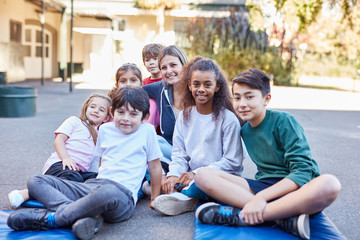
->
xmin=0 ymin=210 xmax=77 ymax=240
xmin=193 ymin=211 xmax=347 ymax=240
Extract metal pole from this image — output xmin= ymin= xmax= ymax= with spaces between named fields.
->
xmin=69 ymin=0 xmax=73 ymax=92
xmin=41 ymin=0 xmax=45 ymax=85
xmin=60 ymin=8 xmax=67 ymax=82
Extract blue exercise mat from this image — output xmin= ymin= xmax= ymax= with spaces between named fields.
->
xmin=194 ymin=211 xmax=347 ymax=240
xmin=0 ymin=210 xmax=76 ymax=239
xmin=21 ymin=200 xmax=46 ymax=208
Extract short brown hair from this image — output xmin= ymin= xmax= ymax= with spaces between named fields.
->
xmin=142 ymin=43 xmax=165 ymax=62
xmin=232 ymin=68 xmax=271 ymax=97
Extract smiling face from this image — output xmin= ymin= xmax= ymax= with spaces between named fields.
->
xmin=112 ymin=104 xmax=144 ymax=134
xmin=232 ymin=83 xmax=271 ymax=127
xmin=85 ymin=97 xmax=110 ymax=127
xmin=188 ymin=70 xmax=219 ymax=114
xmin=144 ymin=57 xmax=161 ymax=78
xmin=160 ymin=55 xmax=183 ymax=85
xmin=116 ymin=70 xmax=142 ymax=89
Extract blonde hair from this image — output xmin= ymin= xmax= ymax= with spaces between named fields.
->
xmin=80 ymin=93 xmax=111 ymax=144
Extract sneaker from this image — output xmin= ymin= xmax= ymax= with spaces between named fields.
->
xmin=72 ymin=216 xmax=104 ymax=240
xmin=8 ymin=190 xmax=25 ymax=209
xmin=195 ymin=202 xmax=246 ymax=226
xmin=276 ymin=214 xmax=310 ymax=240
xmin=7 ymin=208 xmax=56 ymax=231
xmin=142 ymin=181 xmax=151 ymax=196
xmin=154 ymin=192 xmax=199 ymax=216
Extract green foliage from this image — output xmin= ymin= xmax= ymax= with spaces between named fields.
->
xmin=182 ymin=10 xmax=294 ymax=85
xmin=296 ymin=0 xmax=323 ymax=32
xmin=263 ymin=0 xmax=358 ymax=30
xmin=295 ymin=54 xmax=358 ymax=78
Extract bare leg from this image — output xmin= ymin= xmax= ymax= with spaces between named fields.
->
xmin=195 ymin=169 xmax=341 ymax=221
xmin=19 ymin=189 xmax=30 ymax=201
xmin=195 ymin=168 xmax=254 ymax=207
xmin=262 ymin=174 xmax=341 ymax=220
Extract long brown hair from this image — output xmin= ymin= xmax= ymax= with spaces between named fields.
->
xmin=108 ymin=63 xmax=143 ymax=100
xmin=79 ymin=93 xmax=111 ymax=144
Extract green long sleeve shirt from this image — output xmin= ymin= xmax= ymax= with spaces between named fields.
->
xmin=241 ymin=110 xmax=320 ymax=187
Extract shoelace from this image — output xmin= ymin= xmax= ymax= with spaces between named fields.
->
xmin=30 ymin=210 xmax=56 ymax=230
xmin=213 ymin=212 xmax=241 ymax=226
xmin=277 ymin=217 xmax=298 ymax=235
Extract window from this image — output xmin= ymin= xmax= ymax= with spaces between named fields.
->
xmin=10 ymin=20 xmax=22 ymax=43
xmin=25 ymin=29 xmax=31 ymax=42
xmin=24 ymin=26 xmax=51 ymax=59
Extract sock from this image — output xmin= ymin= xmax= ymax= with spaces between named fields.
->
xmin=46 ymin=213 xmax=59 ymax=228
xmin=8 ymin=190 xmax=25 ymax=209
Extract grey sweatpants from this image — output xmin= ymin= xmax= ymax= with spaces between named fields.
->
xmin=27 ymin=174 xmax=135 ymax=227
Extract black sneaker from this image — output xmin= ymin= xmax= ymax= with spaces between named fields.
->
xmin=195 ymin=202 xmax=246 ymax=226
xmin=7 ymin=208 xmax=56 ymax=231
xmin=276 ymin=214 xmax=310 ymax=240
xmin=72 ymin=216 xmax=104 ymax=240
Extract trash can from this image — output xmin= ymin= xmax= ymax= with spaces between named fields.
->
xmin=0 ymin=72 xmax=7 ymax=85
xmin=0 ymin=86 xmax=37 ymax=117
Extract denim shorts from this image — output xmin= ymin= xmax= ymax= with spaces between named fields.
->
xmin=245 ymin=177 xmax=283 ymax=194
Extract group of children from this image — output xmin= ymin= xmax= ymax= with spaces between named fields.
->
xmin=7 ymin=43 xmax=341 ymax=240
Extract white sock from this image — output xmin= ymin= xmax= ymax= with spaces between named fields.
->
xmin=8 ymin=190 xmax=25 ymax=209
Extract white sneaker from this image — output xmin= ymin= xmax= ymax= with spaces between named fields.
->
xmin=8 ymin=190 xmax=25 ymax=209
xmin=142 ymin=181 xmax=151 ymax=196
xmin=154 ymin=192 xmax=199 ymax=216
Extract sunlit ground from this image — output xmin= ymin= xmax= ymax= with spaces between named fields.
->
xmin=269 ymin=86 xmax=360 ymax=111
xmin=63 ymin=74 xmax=360 ymax=112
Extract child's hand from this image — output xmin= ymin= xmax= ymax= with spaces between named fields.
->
xmin=161 ymin=176 xmax=179 ymax=194
xmin=179 ymin=172 xmax=195 ymax=186
xmin=62 ymin=158 xmax=80 ymax=171
xmin=241 ymin=195 xmax=267 ymax=225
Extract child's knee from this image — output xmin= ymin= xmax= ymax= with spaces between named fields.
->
xmin=323 ymin=174 xmax=341 ymax=196
xmin=100 ymin=184 xmax=124 ymax=202
xmin=316 ymin=174 xmax=341 ymax=202
xmin=27 ymin=174 xmax=45 ymax=190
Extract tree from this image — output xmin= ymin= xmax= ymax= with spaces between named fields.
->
xmin=184 ymin=10 xmax=294 ymax=84
xmin=135 ymin=0 xmax=179 ymax=35
xmin=246 ymin=0 xmax=360 ymax=68
xmin=247 ymin=0 xmax=359 ymax=31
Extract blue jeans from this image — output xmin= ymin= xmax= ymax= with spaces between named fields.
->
xmin=157 ymin=135 xmax=172 ymax=161
xmin=27 ymin=175 xmax=135 ymax=226
xmin=181 ymin=181 xmax=212 ymax=202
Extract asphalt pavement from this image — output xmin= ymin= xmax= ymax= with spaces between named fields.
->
xmin=0 ymin=80 xmax=359 ymax=240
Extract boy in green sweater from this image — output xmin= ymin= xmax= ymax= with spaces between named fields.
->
xmin=194 ymin=69 xmax=341 ymax=239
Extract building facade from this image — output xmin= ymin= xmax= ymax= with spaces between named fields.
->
xmin=0 ymin=0 xmax=245 ymax=83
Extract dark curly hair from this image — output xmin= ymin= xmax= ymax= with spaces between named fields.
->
xmin=181 ymin=56 xmax=234 ymax=123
